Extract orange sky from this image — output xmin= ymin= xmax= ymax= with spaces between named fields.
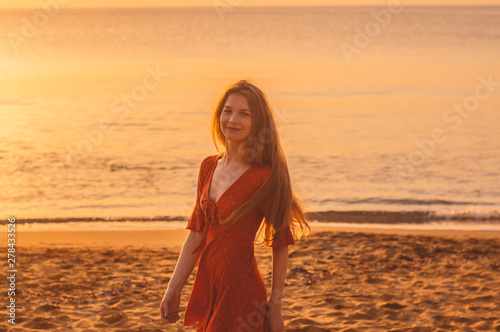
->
xmin=1 ymin=0 xmax=499 ymax=8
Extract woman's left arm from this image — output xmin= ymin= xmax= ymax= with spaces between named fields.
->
xmin=265 ymin=245 xmax=289 ymax=332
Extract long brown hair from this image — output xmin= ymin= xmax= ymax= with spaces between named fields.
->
xmin=211 ymin=79 xmax=310 ymax=247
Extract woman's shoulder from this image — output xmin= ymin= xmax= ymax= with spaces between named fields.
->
xmin=200 ymin=154 xmax=221 ymax=169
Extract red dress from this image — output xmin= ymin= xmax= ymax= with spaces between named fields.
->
xmin=183 ymin=153 xmax=295 ymax=331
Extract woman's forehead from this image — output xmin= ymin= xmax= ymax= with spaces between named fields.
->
xmin=225 ymin=94 xmax=251 ymax=110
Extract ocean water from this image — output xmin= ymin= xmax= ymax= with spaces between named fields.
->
xmin=0 ymin=6 xmax=499 ymax=225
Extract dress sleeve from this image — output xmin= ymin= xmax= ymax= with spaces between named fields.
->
xmin=185 ymin=157 xmax=209 ymax=232
xmin=275 ymin=225 xmax=295 ymax=247
xmin=259 ymin=167 xmax=295 ymax=247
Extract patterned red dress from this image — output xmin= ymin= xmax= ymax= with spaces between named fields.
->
xmin=183 ymin=153 xmax=295 ymax=331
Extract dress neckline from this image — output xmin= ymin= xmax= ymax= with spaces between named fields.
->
xmin=206 ymin=154 xmax=254 ymax=206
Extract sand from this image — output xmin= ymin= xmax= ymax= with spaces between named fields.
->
xmin=2 ymin=226 xmax=500 ymax=332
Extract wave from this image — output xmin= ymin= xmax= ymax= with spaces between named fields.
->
xmin=0 ymin=98 xmax=36 ymax=105
xmin=5 ymin=208 xmax=500 ymax=226
xmin=1 ymin=216 xmax=186 ymax=225
xmin=319 ymin=197 xmax=497 ymax=206
xmin=309 ymin=210 xmax=500 ymax=224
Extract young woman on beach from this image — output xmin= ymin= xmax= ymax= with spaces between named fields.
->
xmin=159 ymin=80 xmax=310 ymax=332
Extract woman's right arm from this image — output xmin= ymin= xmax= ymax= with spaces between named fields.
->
xmin=160 ymin=230 xmax=203 ymax=323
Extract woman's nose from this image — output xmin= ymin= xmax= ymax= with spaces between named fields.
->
xmin=229 ymin=114 xmax=238 ymax=123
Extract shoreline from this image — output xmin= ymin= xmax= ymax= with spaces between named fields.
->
xmin=10 ymin=224 xmax=500 ymax=248
xmin=4 ymin=209 xmax=500 ymax=225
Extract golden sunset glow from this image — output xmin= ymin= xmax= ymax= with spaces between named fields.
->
xmin=1 ymin=0 xmax=499 ymax=8
xmin=1 ymin=0 xmax=500 ymax=330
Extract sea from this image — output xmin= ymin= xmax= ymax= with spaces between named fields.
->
xmin=1 ymin=6 xmax=499 ymax=231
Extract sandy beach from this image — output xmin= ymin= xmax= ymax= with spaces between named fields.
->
xmin=2 ymin=226 xmax=500 ymax=332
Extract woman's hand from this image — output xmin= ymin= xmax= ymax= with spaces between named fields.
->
xmin=159 ymin=289 xmax=181 ymax=323
xmin=264 ymin=302 xmax=285 ymax=332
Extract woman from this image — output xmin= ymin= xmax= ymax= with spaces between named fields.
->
xmin=159 ymin=80 xmax=310 ymax=331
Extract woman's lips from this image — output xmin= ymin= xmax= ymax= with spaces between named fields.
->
xmin=227 ymin=127 xmax=241 ymax=131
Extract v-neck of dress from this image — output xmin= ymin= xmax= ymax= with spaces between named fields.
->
xmin=207 ymin=154 xmax=254 ymax=206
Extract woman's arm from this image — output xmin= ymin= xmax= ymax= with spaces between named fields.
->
xmin=265 ymin=245 xmax=289 ymax=332
xmin=166 ymin=230 xmax=203 ymax=293
xmin=160 ymin=230 xmax=203 ymax=323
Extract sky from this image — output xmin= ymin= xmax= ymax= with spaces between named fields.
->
xmin=1 ymin=0 xmax=499 ymax=9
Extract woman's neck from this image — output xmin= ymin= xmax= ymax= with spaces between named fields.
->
xmin=222 ymin=141 xmax=249 ymax=166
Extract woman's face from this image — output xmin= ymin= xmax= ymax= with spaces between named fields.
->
xmin=220 ymin=93 xmax=252 ymax=142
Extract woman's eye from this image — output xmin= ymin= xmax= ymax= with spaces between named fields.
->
xmin=242 ymin=113 xmax=249 ymax=116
